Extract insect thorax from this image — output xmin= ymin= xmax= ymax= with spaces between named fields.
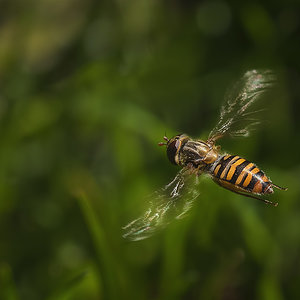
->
xmin=177 ymin=139 xmax=220 ymax=168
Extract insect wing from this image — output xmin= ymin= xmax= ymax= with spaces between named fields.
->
xmin=122 ymin=170 xmax=200 ymax=241
xmin=207 ymin=70 xmax=276 ymax=143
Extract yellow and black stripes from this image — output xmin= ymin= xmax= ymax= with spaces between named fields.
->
xmin=211 ymin=154 xmax=272 ymax=194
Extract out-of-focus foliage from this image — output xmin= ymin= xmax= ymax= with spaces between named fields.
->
xmin=0 ymin=0 xmax=299 ymax=299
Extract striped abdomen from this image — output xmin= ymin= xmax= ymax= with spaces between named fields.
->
xmin=211 ymin=154 xmax=273 ymax=195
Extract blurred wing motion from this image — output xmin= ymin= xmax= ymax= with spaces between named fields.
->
xmin=207 ymin=69 xmax=276 ymax=143
xmin=123 ymin=170 xmax=200 ymax=241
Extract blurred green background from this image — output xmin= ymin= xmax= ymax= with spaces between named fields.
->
xmin=0 ymin=0 xmax=299 ymax=299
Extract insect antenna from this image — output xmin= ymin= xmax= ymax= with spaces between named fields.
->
xmin=158 ymin=135 xmax=169 ymax=146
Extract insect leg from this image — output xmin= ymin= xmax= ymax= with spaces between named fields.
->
xmin=271 ymin=183 xmax=288 ymax=191
xmin=230 ymin=189 xmax=278 ymax=207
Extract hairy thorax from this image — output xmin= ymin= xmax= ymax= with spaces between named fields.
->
xmin=177 ymin=139 xmax=220 ymax=168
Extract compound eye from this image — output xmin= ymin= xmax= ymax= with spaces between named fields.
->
xmin=166 ymin=140 xmax=178 ymax=165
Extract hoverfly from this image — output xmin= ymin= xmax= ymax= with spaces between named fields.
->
xmin=123 ymin=70 xmax=287 ymax=241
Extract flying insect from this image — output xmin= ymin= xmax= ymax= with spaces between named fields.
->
xmin=123 ymin=70 xmax=287 ymax=241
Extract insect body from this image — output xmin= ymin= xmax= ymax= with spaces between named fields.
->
xmin=164 ymin=134 xmax=286 ymax=206
xmin=212 ymin=154 xmax=272 ymax=195
xmin=123 ymin=70 xmax=287 ymax=241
